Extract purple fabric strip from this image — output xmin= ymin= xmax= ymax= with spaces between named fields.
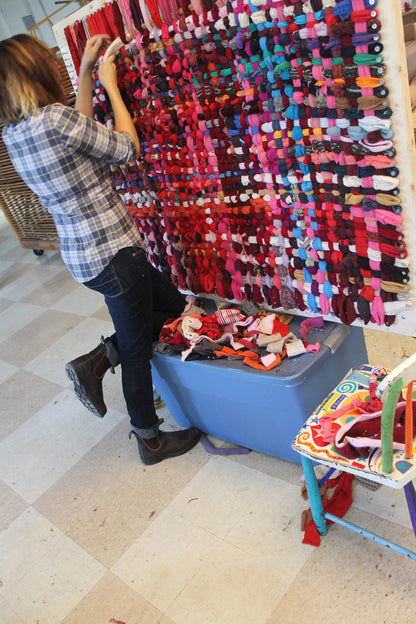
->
xmin=352 ymin=32 xmax=378 ymax=46
xmin=200 ymin=434 xmax=251 ymax=455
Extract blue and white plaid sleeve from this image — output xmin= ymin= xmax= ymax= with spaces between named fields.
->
xmin=51 ymin=104 xmax=137 ymax=165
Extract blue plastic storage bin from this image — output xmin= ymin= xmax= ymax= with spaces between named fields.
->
xmin=151 ymin=318 xmax=368 ymax=463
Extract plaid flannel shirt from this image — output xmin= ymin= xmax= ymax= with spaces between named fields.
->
xmin=3 ymin=103 xmax=143 ymax=282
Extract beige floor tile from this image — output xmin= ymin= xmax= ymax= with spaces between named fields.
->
xmin=267 ymin=508 xmax=416 ymax=624
xmin=0 ymin=507 xmax=105 ymax=624
xmin=229 ymin=447 xmax=304 ymax=486
xmin=0 ymin=261 xmax=34 ymax=293
xmin=224 ymin=475 xmax=314 ymax=578
xmin=0 ymin=296 xmax=13 ymax=314
xmin=20 ymin=265 xmax=78 ymax=308
xmin=0 ymin=234 xmax=58 ymax=264
xmin=83 ymin=416 xmax=210 ymax=492
xmin=0 ymin=359 xmax=18 ymax=385
xmin=0 ymin=309 xmax=84 ymax=368
xmin=0 ymin=301 xmax=45 ymax=344
xmin=0 ymin=235 xmax=20 ymax=258
xmin=0 ymin=390 xmax=124 ymax=504
xmin=0 ymin=369 xmax=62 ymax=441
xmin=0 ymin=481 xmax=27 ymax=532
xmin=51 ymin=283 xmax=106 ymax=317
xmin=0 ymin=254 xmax=16 ymax=268
xmin=364 ymin=328 xmax=416 ymax=367
xmin=352 ymin=481 xmax=412 ymax=530
xmin=166 ymin=540 xmax=289 ymax=624
xmin=100 ymin=366 xmax=129 ymax=414
xmin=34 ymin=454 xmax=194 ymax=569
xmin=165 ymin=456 xmax=283 ymax=539
xmin=0 ymin=596 xmax=23 ymax=624
xmin=24 ymin=316 xmax=114 ymax=387
xmin=111 ymin=508 xmax=223 ymax=612
xmin=91 ymin=303 xmax=113 ymax=321
xmin=0 ymin=259 xmax=64 ymax=301
xmin=0 ymin=238 xmax=45 ymax=263
xmin=61 ymin=572 xmax=174 ymax=624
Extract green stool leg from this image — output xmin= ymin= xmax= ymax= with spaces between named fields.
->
xmin=301 ymin=455 xmax=327 ymax=535
xmin=381 ymin=378 xmax=403 ymax=473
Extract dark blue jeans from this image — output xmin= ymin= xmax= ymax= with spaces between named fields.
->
xmin=84 ymin=247 xmax=186 ymax=438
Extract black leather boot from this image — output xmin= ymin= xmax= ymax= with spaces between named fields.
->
xmin=129 ymin=419 xmax=200 ymax=465
xmin=65 ymin=336 xmax=119 ymax=418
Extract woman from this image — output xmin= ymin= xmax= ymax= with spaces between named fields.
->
xmin=0 ymin=33 xmax=200 ymax=465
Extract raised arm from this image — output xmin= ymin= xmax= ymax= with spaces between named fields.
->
xmin=75 ymin=34 xmax=111 ymax=118
xmin=97 ymin=53 xmax=141 ymax=157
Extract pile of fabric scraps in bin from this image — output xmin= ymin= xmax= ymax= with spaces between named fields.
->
xmin=155 ymin=305 xmax=324 ymax=371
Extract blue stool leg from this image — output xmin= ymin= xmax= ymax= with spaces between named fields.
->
xmin=404 ymin=481 xmax=416 ymax=538
xmin=301 ymin=455 xmax=327 ymax=535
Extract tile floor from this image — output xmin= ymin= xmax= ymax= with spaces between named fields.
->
xmin=0 ymin=211 xmax=416 ymax=624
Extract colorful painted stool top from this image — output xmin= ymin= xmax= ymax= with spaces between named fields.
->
xmin=292 ymin=365 xmax=416 ymax=489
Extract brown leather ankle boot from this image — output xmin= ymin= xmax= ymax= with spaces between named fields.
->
xmin=129 ymin=419 xmax=200 ymax=465
xmin=65 ymin=339 xmax=115 ymax=417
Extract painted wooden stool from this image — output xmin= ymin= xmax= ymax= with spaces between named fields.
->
xmin=292 ymin=353 xmax=416 ymax=559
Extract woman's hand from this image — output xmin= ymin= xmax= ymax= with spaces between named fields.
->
xmin=75 ymin=34 xmax=111 ymax=117
xmin=97 ymin=53 xmax=140 ymax=155
xmin=79 ymin=34 xmax=111 ymax=74
xmin=97 ymin=54 xmax=118 ymax=94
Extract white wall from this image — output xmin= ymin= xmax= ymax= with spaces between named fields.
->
xmin=0 ymin=0 xmax=85 ymax=47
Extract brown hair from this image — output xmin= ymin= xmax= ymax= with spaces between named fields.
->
xmin=0 ymin=34 xmax=66 ymax=123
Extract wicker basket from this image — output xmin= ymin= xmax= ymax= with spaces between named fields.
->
xmin=0 ymin=136 xmax=60 ymax=253
xmin=0 ymin=50 xmax=75 ymax=254
xmin=0 ymin=180 xmax=60 ymax=253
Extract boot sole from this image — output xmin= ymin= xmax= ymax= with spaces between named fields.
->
xmin=65 ymin=363 xmax=106 ymax=418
